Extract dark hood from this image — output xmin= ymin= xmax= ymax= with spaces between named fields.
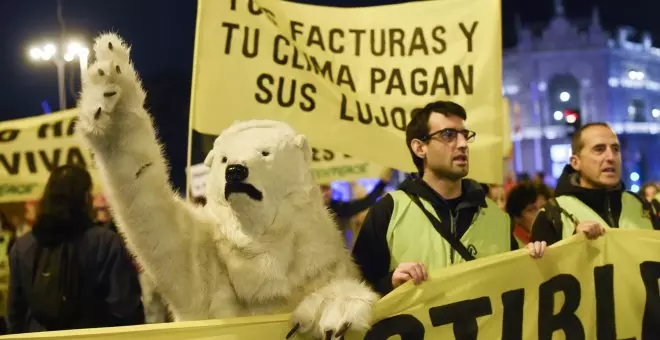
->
xmin=398 ymin=176 xmax=487 ymax=209
xmin=395 ymin=176 xmax=490 ymax=243
xmin=554 ymin=164 xmax=624 ymax=226
xmin=32 ymin=213 xmax=93 ymax=247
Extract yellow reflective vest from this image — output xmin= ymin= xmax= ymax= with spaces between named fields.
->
xmin=386 ymin=190 xmax=511 ymax=273
xmin=555 ymin=193 xmax=654 ymax=239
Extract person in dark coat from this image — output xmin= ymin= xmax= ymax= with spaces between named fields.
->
xmin=641 ymin=182 xmax=660 ymax=218
xmin=321 ymin=169 xmax=394 ymax=226
xmin=7 ymin=164 xmax=145 ymax=333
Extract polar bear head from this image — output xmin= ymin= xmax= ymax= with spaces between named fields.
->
xmin=203 ymin=120 xmax=315 ymax=230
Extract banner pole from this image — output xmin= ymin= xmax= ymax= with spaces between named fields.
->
xmin=185 ymin=0 xmax=205 ymax=202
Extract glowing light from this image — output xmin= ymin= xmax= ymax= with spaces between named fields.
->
xmin=559 ymin=91 xmax=570 ymax=102
xmin=29 ymin=42 xmax=89 ymax=63
xmin=631 ymin=184 xmax=640 ymax=193
xmin=29 ymin=47 xmax=42 ymax=60
xmin=608 ymin=77 xmax=620 ymax=87
xmin=553 ymin=111 xmax=564 ymax=121
xmin=630 ymin=172 xmax=640 ymax=182
xmin=43 ymin=43 xmax=56 ymax=55
xmin=67 ymin=41 xmax=83 ymax=54
xmin=652 ymin=109 xmax=660 ymax=118
xmin=566 ymin=114 xmax=577 ymax=124
xmin=628 ymin=70 xmax=645 ymax=81
xmin=44 ymin=44 xmax=57 ymax=60
xmin=550 ymin=144 xmax=571 ymax=163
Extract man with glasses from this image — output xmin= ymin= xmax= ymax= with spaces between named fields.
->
xmin=352 ymin=101 xmax=546 ymax=296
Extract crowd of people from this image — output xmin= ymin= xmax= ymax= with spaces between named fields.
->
xmin=0 ymin=99 xmax=658 ymax=334
xmin=348 ymin=101 xmax=659 ymax=294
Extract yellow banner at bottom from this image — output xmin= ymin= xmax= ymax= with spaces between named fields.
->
xmin=3 ymin=229 xmax=659 ymax=339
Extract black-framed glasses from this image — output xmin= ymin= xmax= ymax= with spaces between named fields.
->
xmin=422 ymin=128 xmax=476 ymax=143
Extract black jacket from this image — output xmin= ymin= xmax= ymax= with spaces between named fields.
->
xmin=531 ymin=165 xmax=659 ymax=245
xmin=327 ymin=180 xmax=388 ymax=220
xmin=351 ymin=178 xmax=515 ymax=296
xmin=7 ymin=221 xmax=145 ymax=333
xmin=652 ymin=199 xmax=660 ymax=219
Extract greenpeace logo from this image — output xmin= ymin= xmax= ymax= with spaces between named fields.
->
xmin=311 ymin=163 xmax=369 ymax=180
xmin=0 ymin=183 xmax=39 ymax=197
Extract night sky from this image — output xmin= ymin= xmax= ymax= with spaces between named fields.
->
xmin=1 ymin=0 xmax=658 ymax=191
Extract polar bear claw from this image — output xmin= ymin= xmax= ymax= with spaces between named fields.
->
xmin=288 ymin=279 xmax=378 ymax=339
xmin=77 ymin=33 xmax=145 ymax=141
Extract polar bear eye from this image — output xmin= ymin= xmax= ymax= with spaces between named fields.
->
xmin=261 ymin=151 xmax=270 ymax=157
xmin=221 ymin=156 xmax=228 ymax=163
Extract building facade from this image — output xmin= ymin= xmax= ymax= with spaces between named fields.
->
xmin=504 ymin=0 xmax=660 ymax=191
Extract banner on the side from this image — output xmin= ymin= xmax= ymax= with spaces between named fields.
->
xmin=307 ymin=146 xmax=385 ymax=184
xmin=189 ymin=146 xmax=384 ymax=197
xmin=0 ymin=110 xmax=102 ymax=203
xmin=189 ymin=0 xmax=504 ymax=184
xmin=4 ymin=230 xmax=659 ymax=339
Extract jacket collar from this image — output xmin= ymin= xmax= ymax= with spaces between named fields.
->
xmin=399 ymin=177 xmax=487 ymax=210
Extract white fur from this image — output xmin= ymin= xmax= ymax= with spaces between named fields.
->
xmin=76 ymin=33 xmax=379 ymax=338
xmin=139 ymin=273 xmax=169 ymax=323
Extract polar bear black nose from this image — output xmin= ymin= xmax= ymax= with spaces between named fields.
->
xmin=226 ymin=164 xmax=249 ymax=183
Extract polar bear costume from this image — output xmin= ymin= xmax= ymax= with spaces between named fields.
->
xmin=75 ymin=33 xmax=379 ymax=339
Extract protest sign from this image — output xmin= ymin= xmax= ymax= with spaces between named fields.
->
xmin=189 ymin=0 xmax=504 ymax=184
xmin=0 ymin=110 xmax=101 ymax=203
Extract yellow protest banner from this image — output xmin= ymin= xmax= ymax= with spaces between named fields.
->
xmin=0 ymin=110 xmax=102 ymax=203
xmin=189 ymin=0 xmax=504 ymax=184
xmin=4 ymin=229 xmax=659 ymax=339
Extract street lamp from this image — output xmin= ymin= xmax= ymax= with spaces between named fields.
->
xmin=28 ymin=40 xmax=89 ymax=111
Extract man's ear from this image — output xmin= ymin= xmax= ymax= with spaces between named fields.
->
xmin=569 ymin=154 xmax=579 ymax=171
xmin=410 ymin=139 xmax=426 ymax=159
xmin=204 ymin=150 xmax=215 ymax=168
xmin=294 ymin=134 xmax=312 ymax=163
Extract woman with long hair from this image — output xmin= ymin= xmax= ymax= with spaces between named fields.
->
xmin=31 ymin=165 xmax=95 ymax=246
xmin=7 ymin=165 xmax=145 ymax=333
xmin=641 ymin=182 xmax=660 ymax=219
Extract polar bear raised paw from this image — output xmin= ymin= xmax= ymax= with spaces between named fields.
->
xmin=77 ymin=33 xmax=146 ymax=139
xmin=287 ymin=279 xmax=379 ymax=339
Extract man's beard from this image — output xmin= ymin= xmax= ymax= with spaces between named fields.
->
xmin=432 ymin=167 xmax=468 ymax=181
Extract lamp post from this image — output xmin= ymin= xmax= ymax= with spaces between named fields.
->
xmin=28 ymin=41 xmax=89 ymax=111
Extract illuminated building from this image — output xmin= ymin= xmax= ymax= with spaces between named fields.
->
xmin=503 ymin=0 xmax=660 ymax=191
